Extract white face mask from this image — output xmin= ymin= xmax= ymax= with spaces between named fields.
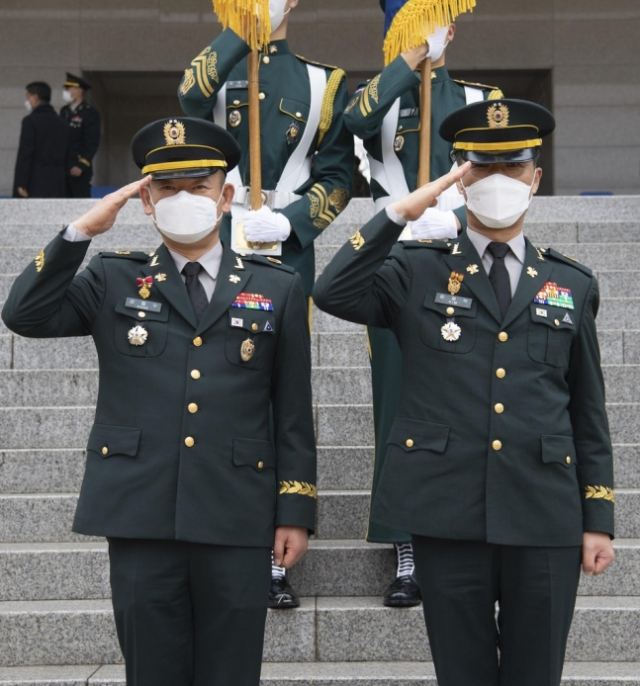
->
xmin=24 ymin=99 xmax=32 ymax=112
xmin=62 ymin=89 xmax=73 ymax=104
xmin=269 ymin=0 xmax=291 ymax=32
xmin=426 ymin=25 xmax=450 ymax=61
xmin=149 ymin=190 xmax=221 ymax=244
xmin=462 ymin=172 xmax=536 ymax=230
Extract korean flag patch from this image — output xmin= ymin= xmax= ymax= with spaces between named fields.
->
xmin=231 ymin=317 xmax=244 ymax=328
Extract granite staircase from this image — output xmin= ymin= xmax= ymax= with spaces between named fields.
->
xmin=1 ymin=196 xmax=640 ymax=684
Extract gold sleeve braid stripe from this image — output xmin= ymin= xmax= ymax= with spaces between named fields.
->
xmin=307 ymin=184 xmax=337 ymax=229
xmin=359 ymin=82 xmax=373 ymax=118
xmin=317 ymin=69 xmax=347 ymax=147
xmin=190 ymin=52 xmax=219 ymax=97
xmin=585 ymin=486 xmax=615 ymax=503
xmin=488 ymin=89 xmax=505 ymax=100
xmin=279 ymin=481 xmax=317 ymax=499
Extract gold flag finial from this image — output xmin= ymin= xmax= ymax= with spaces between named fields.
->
xmin=212 ymin=0 xmax=272 ymax=50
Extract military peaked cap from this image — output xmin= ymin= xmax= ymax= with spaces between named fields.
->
xmin=64 ymin=72 xmax=92 ymax=90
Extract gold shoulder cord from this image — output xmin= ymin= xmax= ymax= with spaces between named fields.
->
xmin=317 ymin=69 xmax=347 ymax=147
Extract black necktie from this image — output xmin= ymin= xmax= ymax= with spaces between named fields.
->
xmin=182 ymin=262 xmax=209 ymax=323
xmin=487 ymin=242 xmax=512 ymax=319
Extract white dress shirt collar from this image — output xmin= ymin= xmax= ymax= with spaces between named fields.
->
xmin=167 ymin=241 xmax=224 ymax=281
xmin=466 ymin=228 xmax=526 ymax=265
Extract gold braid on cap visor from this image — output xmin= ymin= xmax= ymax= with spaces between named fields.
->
xmin=141 ymin=160 xmax=227 ymax=174
xmin=453 ymin=139 xmax=543 ymax=152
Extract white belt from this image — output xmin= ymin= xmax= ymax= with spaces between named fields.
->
xmin=232 ymin=186 xmax=302 ymax=210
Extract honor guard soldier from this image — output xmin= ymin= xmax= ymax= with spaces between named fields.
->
xmin=344 ymin=0 xmax=504 ymax=607
xmin=2 ymin=117 xmax=317 ymax=686
xmin=60 ymin=73 xmax=101 ymax=198
xmin=314 ymin=99 xmax=615 ymax=686
xmin=178 ymin=0 xmax=354 ymax=607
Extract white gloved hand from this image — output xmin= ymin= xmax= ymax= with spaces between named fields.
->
xmin=408 ymin=208 xmax=459 ymax=240
xmin=243 ymin=206 xmax=292 ymax=243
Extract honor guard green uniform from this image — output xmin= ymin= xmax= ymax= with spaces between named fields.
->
xmin=60 ymin=73 xmax=101 ymax=198
xmin=344 ymin=0 xmax=504 ymax=607
xmin=314 ymin=99 xmax=615 ymax=686
xmin=2 ymin=117 xmax=317 ymax=686
xmin=177 ymin=27 xmax=355 ymax=298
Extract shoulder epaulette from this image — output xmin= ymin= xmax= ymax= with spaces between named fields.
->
xmin=242 ymin=254 xmax=295 ymax=273
xmin=100 ymin=251 xmax=149 ymax=262
xmin=295 ymin=55 xmax=340 ymax=71
xmin=546 ymin=248 xmax=593 ymax=276
xmin=402 ymin=239 xmax=453 ymax=250
xmin=453 ymin=79 xmax=503 ymax=94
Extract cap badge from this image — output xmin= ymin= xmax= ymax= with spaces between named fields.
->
xmin=487 ymin=103 xmax=510 ymax=129
xmin=163 ymin=119 xmax=186 ymax=146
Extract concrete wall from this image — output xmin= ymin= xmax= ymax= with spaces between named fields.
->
xmin=1 ymin=0 xmax=639 ymax=196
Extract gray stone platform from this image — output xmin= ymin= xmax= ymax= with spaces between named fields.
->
xmin=1 ymin=197 xmax=640 ymax=682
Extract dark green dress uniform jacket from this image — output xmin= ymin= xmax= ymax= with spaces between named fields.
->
xmin=2 ymin=233 xmax=317 ymax=546
xmin=60 ymin=101 xmax=101 ymax=181
xmin=178 ymin=29 xmax=355 ymax=296
xmin=313 ymin=211 xmax=615 ymax=546
xmin=344 ymin=58 xmax=502 ymax=226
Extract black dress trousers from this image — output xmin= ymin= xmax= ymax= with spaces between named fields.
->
xmin=412 ymin=535 xmax=582 ymax=686
xmin=108 ymin=538 xmax=271 ymax=686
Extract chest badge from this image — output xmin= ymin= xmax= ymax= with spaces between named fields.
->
xmin=287 ymin=121 xmax=300 ymax=145
xmin=394 ymin=135 xmax=405 ymax=152
xmin=229 ymin=110 xmax=242 ymax=128
xmin=448 ymin=271 xmax=464 ymax=296
xmin=137 ymin=276 xmax=154 ymax=300
xmin=441 ymin=322 xmax=462 ymax=342
xmin=128 ymin=325 xmax=148 ymax=346
xmin=241 ymin=338 xmax=255 ymax=362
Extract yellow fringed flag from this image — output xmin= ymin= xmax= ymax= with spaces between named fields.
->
xmin=212 ymin=0 xmax=272 ymax=50
xmin=383 ymin=0 xmax=476 ymax=65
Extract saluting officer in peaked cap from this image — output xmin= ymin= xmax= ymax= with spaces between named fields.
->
xmin=3 ymin=114 xmax=316 ymax=686
xmin=314 ymin=97 xmax=614 ymax=686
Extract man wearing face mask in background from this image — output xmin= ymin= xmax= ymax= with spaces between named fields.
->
xmin=2 ymin=117 xmax=316 ymax=686
xmin=343 ymin=0 xmax=504 ymax=607
xmin=313 ymin=99 xmax=615 ymax=686
xmin=13 ymin=81 xmax=69 ymax=199
xmin=60 ymin=73 xmax=101 ymax=198
xmin=178 ymin=0 xmax=353 ymax=607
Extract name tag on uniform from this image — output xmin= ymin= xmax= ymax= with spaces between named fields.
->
xmin=435 ymin=293 xmax=473 ymax=309
xmin=125 ymin=298 xmax=162 ymax=313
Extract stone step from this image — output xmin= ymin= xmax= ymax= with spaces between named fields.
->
xmin=1 ymin=595 xmax=639 ymax=667
xmin=2 ymin=488 xmax=639 ymax=544
xmin=4 ymin=662 xmax=640 ymax=686
xmin=2 ymin=539 xmax=639 ymax=603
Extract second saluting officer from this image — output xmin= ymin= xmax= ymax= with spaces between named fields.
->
xmin=314 ymin=99 xmax=615 ymax=686
xmin=2 ymin=117 xmax=316 ymax=686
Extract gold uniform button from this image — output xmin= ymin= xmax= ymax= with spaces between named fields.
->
xmin=138 ymin=311 xmax=146 ymax=318
xmin=259 ymin=92 xmax=266 ymax=100
xmin=498 ymin=332 xmax=509 ymax=342
xmin=185 ymin=437 xmax=195 ymax=448
xmin=496 ymin=368 xmax=506 ymax=379
xmin=494 ymin=403 xmax=505 ymax=414
xmin=257 ymin=461 xmax=264 ymax=469
xmin=193 ymin=337 xmax=203 ymax=347
xmin=446 ymin=307 xmax=455 ymax=315
xmin=191 ymin=370 xmax=201 ymax=380
xmin=263 ymin=56 xmax=270 ymax=64
xmin=188 ymin=403 xmax=198 ymax=414
xmin=566 ymin=456 xmax=572 ymax=465
xmin=406 ymin=439 xmax=414 ymax=448
xmin=102 ymin=446 xmax=108 ymax=456
xmin=492 ymin=440 xmax=502 ymax=451
xmin=555 ymin=319 xmax=560 ymax=327
xmin=251 ymin=323 xmax=259 ymax=332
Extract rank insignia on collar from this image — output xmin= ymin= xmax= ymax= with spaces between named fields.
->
xmin=441 ymin=322 xmax=462 ymax=342
xmin=466 ymin=264 xmax=479 ymax=275
xmin=235 ymin=257 xmax=245 ymax=270
xmin=155 ymin=273 xmax=167 ymax=282
xmin=527 ymin=267 xmax=538 ymax=278
xmin=535 ymin=248 xmax=545 ymax=262
xmin=137 ymin=276 xmax=154 ymax=300
xmin=240 ymin=338 xmax=255 ymax=362
xmin=269 ymin=44 xmax=278 ymax=54
xmin=150 ymin=255 xmax=160 ymax=267
xmin=115 ymin=251 xmax=131 ymax=255
xmin=451 ymin=243 xmax=461 ymax=255
xmin=229 ymin=274 xmax=241 ymax=284
xmin=534 ymin=282 xmax=575 ymax=310
xmin=128 ymin=325 xmax=148 ymax=346
xmin=448 ymin=271 xmax=464 ymax=296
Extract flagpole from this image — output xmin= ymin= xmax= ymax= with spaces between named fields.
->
xmin=247 ymin=49 xmax=263 ymax=210
xmin=418 ymin=56 xmax=432 ymax=186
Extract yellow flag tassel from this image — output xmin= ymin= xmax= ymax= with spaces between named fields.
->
xmin=383 ymin=0 xmax=476 ymax=65
xmin=212 ymin=0 xmax=272 ymax=50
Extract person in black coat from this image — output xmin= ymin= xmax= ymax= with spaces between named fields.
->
xmin=13 ymin=82 xmax=69 ymax=198
xmin=60 ymin=73 xmax=101 ymax=198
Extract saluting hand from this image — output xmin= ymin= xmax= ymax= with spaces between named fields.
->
xmin=390 ymin=161 xmax=471 ymax=223
xmin=73 ymin=176 xmax=152 ymax=238
xmin=273 ymin=526 xmax=309 ymax=569
xmin=582 ymin=531 xmax=615 ymax=576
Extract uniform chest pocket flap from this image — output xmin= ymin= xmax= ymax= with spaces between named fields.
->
xmin=387 ymin=417 xmax=450 ymax=454
xmin=87 ymin=423 xmax=141 ymax=459
xmin=113 ymin=299 xmax=169 ymax=358
xmin=226 ymin=310 xmax=277 ymax=369
xmin=397 ymin=114 xmax=420 ymax=136
xmin=420 ymin=292 xmax=478 ymax=354
xmin=541 ymin=435 xmax=577 ymax=469
xmin=279 ymin=98 xmax=309 ymax=124
xmin=528 ymin=304 xmax=576 ymax=367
